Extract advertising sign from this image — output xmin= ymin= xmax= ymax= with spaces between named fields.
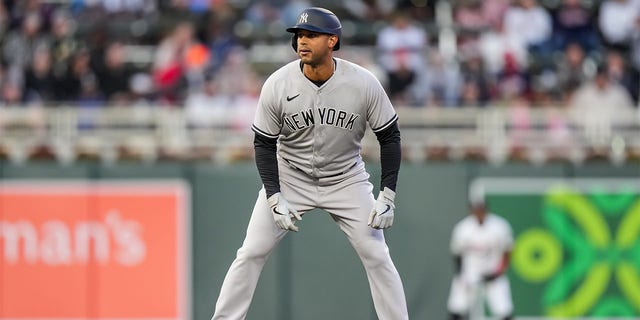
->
xmin=472 ymin=178 xmax=640 ymax=317
xmin=0 ymin=181 xmax=190 ymax=320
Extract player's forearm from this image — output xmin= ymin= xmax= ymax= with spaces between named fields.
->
xmin=376 ymin=121 xmax=401 ymax=191
xmin=453 ymin=255 xmax=462 ymax=276
xmin=484 ymin=251 xmax=511 ymax=281
xmin=495 ymin=251 xmax=511 ymax=275
xmin=254 ymin=133 xmax=280 ymax=198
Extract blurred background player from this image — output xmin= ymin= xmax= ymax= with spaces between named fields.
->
xmin=447 ymin=197 xmax=514 ymax=320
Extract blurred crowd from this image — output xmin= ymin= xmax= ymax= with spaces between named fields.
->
xmin=0 ymin=0 xmax=639 ymax=126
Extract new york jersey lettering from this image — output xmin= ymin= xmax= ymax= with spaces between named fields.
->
xmin=284 ymin=108 xmax=314 ymax=131
xmin=283 ymin=107 xmax=359 ymax=132
xmin=317 ymin=107 xmax=359 ymax=131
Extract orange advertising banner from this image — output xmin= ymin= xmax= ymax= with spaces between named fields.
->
xmin=0 ymin=181 xmax=190 ymax=320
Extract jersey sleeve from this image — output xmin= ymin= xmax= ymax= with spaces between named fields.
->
xmin=252 ymin=76 xmax=282 ymax=139
xmin=450 ymin=222 xmax=465 ymax=255
xmin=500 ymin=218 xmax=515 ymax=252
xmin=365 ymin=71 xmax=398 ymax=133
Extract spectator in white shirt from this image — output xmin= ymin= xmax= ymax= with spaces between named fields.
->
xmin=598 ymin=0 xmax=640 ymax=52
xmin=503 ymin=0 xmax=553 ymax=67
xmin=376 ymin=11 xmax=428 ymax=106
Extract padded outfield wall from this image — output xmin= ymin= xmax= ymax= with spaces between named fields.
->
xmin=0 ymin=160 xmax=639 ymax=319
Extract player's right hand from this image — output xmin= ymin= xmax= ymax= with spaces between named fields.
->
xmin=267 ymin=192 xmax=302 ymax=232
xmin=368 ymin=187 xmax=396 ymax=229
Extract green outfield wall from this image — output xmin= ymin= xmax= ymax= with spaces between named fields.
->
xmin=0 ymin=160 xmax=639 ymax=319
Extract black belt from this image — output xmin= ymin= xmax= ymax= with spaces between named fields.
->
xmin=322 ymin=161 xmax=358 ymax=178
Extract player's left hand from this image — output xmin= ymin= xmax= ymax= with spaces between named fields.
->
xmin=368 ymin=187 xmax=395 ymax=229
xmin=268 ymin=192 xmax=302 ymax=232
xmin=482 ymin=272 xmax=500 ymax=282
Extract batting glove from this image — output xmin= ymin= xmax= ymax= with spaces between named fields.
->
xmin=482 ymin=270 xmax=504 ymax=282
xmin=268 ymin=192 xmax=302 ymax=232
xmin=368 ymin=187 xmax=395 ymax=229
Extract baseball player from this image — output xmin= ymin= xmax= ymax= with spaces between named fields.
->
xmin=211 ymin=7 xmax=409 ymax=320
xmin=447 ymin=197 xmax=514 ymax=320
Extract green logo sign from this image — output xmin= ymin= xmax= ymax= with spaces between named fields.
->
xmin=477 ymin=178 xmax=640 ymax=317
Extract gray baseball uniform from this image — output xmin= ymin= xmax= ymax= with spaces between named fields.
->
xmin=211 ymin=58 xmax=408 ymax=319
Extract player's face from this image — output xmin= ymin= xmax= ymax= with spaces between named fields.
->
xmin=296 ymin=30 xmax=336 ymax=66
xmin=471 ymin=205 xmax=487 ymax=223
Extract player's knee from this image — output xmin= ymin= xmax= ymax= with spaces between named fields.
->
xmin=236 ymin=243 xmax=272 ymax=262
xmin=354 ymin=239 xmax=390 ymax=268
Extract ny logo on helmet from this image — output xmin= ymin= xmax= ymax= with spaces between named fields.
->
xmin=299 ymin=12 xmax=308 ymax=24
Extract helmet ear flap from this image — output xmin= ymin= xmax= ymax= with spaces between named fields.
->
xmin=291 ymin=34 xmax=297 ymax=52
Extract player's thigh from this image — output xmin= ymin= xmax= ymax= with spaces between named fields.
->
xmin=322 ymin=173 xmax=374 ymax=222
xmin=240 ymin=189 xmax=288 ymax=255
xmin=486 ymin=277 xmax=513 ymax=317
xmin=447 ymin=278 xmax=472 ymax=314
xmin=324 ymin=177 xmax=380 ymax=244
xmin=278 ymin=163 xmax=317 ymax=210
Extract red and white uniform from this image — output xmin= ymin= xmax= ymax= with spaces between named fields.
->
xmin=447 ymin=213 xmax=514 ymax=317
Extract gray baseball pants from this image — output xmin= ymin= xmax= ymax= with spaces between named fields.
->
xmin=211 ymin=161 xmax=408 ymax=320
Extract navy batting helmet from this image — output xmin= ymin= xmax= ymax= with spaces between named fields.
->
xmin=286 ymin=7 xmax=342 ymax=52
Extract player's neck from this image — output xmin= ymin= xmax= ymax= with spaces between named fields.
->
xmin=302 ymin=58 xmax=335 ymax=82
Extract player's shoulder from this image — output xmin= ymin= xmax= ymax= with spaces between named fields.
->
xmin=263 ymin=60 xmax=300 ymax=84
xmin=487 ymin=213 xmax=512 ymax=228
xmin=335 ymin=58 xmax=380 ymax=82
xmin=453 ymin=215 xmax=474 ymax=230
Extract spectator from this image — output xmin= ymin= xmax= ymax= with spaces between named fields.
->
xmin=503 ymin=0 xmax=553 ymax=68
xmin=376 ymin=11 xmax=428 ymax=106
xmin=0 ymin=2 xmax=11 ymax=41
xmin=454 ymin=0 xmax=491 ymax=32
xmin=631 ymin=14 xmax=640 ymax=72
xmin=49 ymin=9 xmax=82 ymax=79
xmin=8 ymin=0 xmax=55 ymax=31
xmin=0 ymin=67 xmax=23 ymax=105
xmin=2 ymin=12 xmax=50 ymax=78
xmin=56 ymin=47 xmax=103 ymax=104
xmin=185 ymin=74 xmax=229 ymax=127
xmin=342 ymin=0 xmax=396 ymax=21
xmin=477 ymin=23 xmax=528 ymax=76
xmin=95 ymin=41 xmax=134 ymax=103
xmin=209 ymin=47 xmax=259 ymax=131
xmin=552 ymin=0 xmax=600 ymax=54
xmin=482 ymin=0 xmax=511 ymax=30
xmin=459 ymin=54 xmax=493 ymax=106
xmin=456 ymin=0 xmax=512 ymax=62
xmin=569 ymin=65 xmax=635 ymax=145
xmin=203 ymin=1 xmax=239 ymax=77
xmin=1 ymin=81 xmax=22 ymax=106
xmin=157 ymin=0 xmax=200 ymax=37
xmin=555 ymin=42 xmax=592 ymax=102
xmin=23 ymin=46 xmax=56 ymax=103
xmin=128 ymin=72 xmax=155 ymax=107
xmin=152 ymin=21 xmax=197 ymax=104
xmin=424 ymin=50 xmax=461 ymax=107
xmin=495 ymin=52 xmax=531 ymax=103
xmin=243 ymin=0 xmax=281 ymax=36
xmin=459 ymin=80 xmax=485 ymax=107
xmin=100 ymin=0 xmax=156 ymax=17
xmin=598 ymin=0 xmax=639 ymax=53
xmin=604 ymin=49 xmax=640 ymax=103
xmin=454 ymin=0 xmax=491 ymax=60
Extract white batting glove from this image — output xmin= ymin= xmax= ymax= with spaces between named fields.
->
xmin=368 ymin=187 xmax=395 ymax=229
xmin=267 ymin=192 xmax=302 ymax=232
